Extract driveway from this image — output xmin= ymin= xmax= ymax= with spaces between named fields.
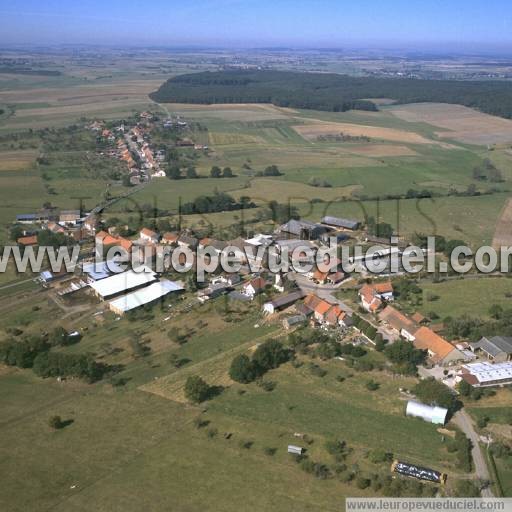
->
xmin=453 ymin=410 xmax=494 ymax=497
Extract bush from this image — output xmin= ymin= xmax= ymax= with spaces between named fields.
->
xmin=366 ymin=379 xmax=380 ymax=391
xmin=48 ymin=415 xmax=62 ymax=430
xmin=356 ymin=476 xmax=371 ymax=489
xmin=368 ymin=449 xmax=393 ymax=464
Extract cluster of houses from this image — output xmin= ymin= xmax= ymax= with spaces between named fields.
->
xmin=16 ymin=208 xmax=86 ymax=245
xmin=358 ymin=280 xmax=512 ymax=388
xmin=91 ymin=112 xmax=166 ymax=186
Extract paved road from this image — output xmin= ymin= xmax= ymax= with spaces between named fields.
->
xmin=291 ymin=272 xmax=397 ymax=341
xmin=453 ymin=410 xmax=494 ymax=497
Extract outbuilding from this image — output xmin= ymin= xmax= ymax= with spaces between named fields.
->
xmin=405 ymin=400 xmax=448 ymax=425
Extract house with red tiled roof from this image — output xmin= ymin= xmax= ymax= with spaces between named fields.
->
xmin=313 ymin=299 xmax=333 ymax=323
xmin=413 ymin=326 xmax=465 ymax=366
xmin=359 ymin=281 xmax=394 ymax=312
xmin=303 ymin=293 xmax=324 ymax=313
xmin=161 ymin=232 xmax=178 ymax=245
xmin=17 ymin=235 xmax=38 ymax=246
xmin=379 ymin=305 xmax=418 ymax=341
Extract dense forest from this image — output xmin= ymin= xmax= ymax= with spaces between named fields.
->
xmin=150 ymin=70 xmax=512 ymax=118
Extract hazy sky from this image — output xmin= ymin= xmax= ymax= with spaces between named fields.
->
xmin=1 ymin=0 xmax=511 ymax=51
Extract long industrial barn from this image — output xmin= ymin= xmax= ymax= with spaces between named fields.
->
xmin=90 ymin=266 xmax=157 ymax=299
xmin=109 ymin=280 xmax=184 ymax=315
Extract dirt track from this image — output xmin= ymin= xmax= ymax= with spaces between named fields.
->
xmin=492 ymin=197 xmax=512 ymax=249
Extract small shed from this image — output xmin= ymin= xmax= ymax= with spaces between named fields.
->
xmin=406 ymin=400 xmax=448 ymax=425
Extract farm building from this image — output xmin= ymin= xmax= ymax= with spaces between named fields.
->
xmin=460 ymin=361 xmax=512 ymax=387
xmin=470 ymin=336 xmax=512 ymax=362
xmin=278 ymin=219 xmax=328 ymax=240
xmin=109 ymin=280 xmax=184 ymax=315
xmin=413 ymin=327 xmax=465 ymax=366
xmin=283 ymin=314 xmax=307 ymax=329
xmin=287 ymin=445 xmax=304 ymax=455
xmin=263 ymin=290 xmax=305 ymax=314
xmin=320 ymin=216 xmax=360 ymax=230
xmin=405 ymin=400 xmax=448 ymax=425
xmin=379 ymin=306 xmax=418 ymax=341
xmin=90 ymin=266 xmax=157 ymax=299
xmin=82 ymin=260 xmax=125 ymax=282
xmin=391 ymin=460 xmax=446 ymax=484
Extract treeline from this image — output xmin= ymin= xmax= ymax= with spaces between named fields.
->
xmin=150 ymin=70 xmax=512 ymax=119
xmin=180 ymin=191 xmax=256 ymax=215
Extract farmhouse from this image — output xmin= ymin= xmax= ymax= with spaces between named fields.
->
xmin=89 ymin=266 xmax=157 ymax=299
xmin=320 ymin=216 xmax=360 ymax=231
xmin=359 ymin=281 xmax=394 ymax=312
xmin=109 ymin=280 xmax=184 ymax=315
xmin=59 ymin=210 xmax=81 ymax=226
xmin=460 ymin=361 xmax=512 ymax=387
xmin=470 ymin=336 xmax=512 ymax=362
xmin=139 ymin=227 xmax=159 ymax=244
xmin=379 ymin=306 xmax=418 ymax=341
xmin=413 ymin=326 xmax=465 ymax=366
xmin=161 ymin=232 xmax=179 ymax=245
xmin=242 ymin=277 xmax=267 ymax=299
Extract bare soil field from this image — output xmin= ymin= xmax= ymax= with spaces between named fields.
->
xmin=492 ymin=197 xmax=512 ymax=249
xmin=389 ymin=103 xmax=512 ymax=145
xmin=293 ymin=121 xmax=433 ymax=144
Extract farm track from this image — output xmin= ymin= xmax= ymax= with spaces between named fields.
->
xmin=492 ymin=197 xmax=512 ymax=249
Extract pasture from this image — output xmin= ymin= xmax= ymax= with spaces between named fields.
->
xmin=418 ymin=277 xmax=512 ymax=319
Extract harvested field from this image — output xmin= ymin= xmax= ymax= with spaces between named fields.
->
xmin=0 ymin=150 xmax=37 ymax=171
xmin=492 ymin=197 xmax=512 ymax=249
xmin=208 ymin=132 xmax=265 ymax=145
xmin=164 ymin=103 xmax=290 ymax=121
xmin=338 ymin=143 xmax=417 ymax=157
xmin=293 ymin=121 xmax=432 ymax=144
xmin=389 ymin=103 xmax=512 ymax=145
xmin=230 ymin=178 xmax=360 ymax=203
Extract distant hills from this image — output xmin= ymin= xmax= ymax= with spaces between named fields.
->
xmin=150 ymin=70 xmax=512 ymax=118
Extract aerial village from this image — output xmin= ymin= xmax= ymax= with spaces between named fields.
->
xmin=5 ymin=110 xmax=512 ymax=495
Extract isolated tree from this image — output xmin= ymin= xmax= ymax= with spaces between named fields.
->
xmin=222 ymin=166 xmax=233 ymax=178
xmin=229 ymin=354 xmax=256 ymax=383
xmin=186 ymin=166 xmax=198 ymax=179
xmin=184 ymin=375 xmax=210 ymax=403
xmin=166 ymin=166 xmax=181 ymax=180
xmin=210 ymin=166 xmax=221 ymax=178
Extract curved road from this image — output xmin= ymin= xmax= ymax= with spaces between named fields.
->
xmin=453 ymin=410 xmax=494 ymax=497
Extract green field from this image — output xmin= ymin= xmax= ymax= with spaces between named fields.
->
xmin=417 ymin=277 xmax=512 ymax=319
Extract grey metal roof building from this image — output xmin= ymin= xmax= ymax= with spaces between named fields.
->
xmin=321 ymin=216 xmax=360 ymax=230
xmin=471 ymin=336 xmax=512 ymax=362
